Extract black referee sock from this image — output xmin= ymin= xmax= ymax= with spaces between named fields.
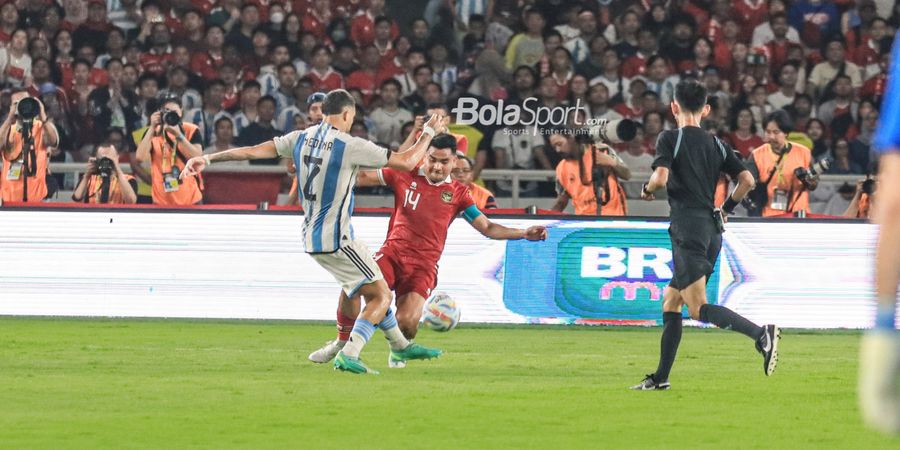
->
xmin=653 ymin=312 xmax=682 ymax=383
xmin=698 ymin=304 xmax=763 ymax=340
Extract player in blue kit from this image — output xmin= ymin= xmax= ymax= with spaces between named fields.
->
xmin=859 ymin=34 xmax=900 ymax=434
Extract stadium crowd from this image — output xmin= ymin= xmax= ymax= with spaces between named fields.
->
xmin=0 ymin=0 xmax=894 ymax=217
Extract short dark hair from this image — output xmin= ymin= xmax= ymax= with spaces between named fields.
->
xmin=214 ymin=116 xmax=233 ymax=128
xmin=674 ymin=79 xmax=708 ymax=113
xmin=138 ymin=73 xmax=159 ymax=86
xmin=322 ymin=89 xmax=355 ymax=115
xmin=258 ymin=95 xmax=276 ymax=107
xmin=205 ymin=78 xmax=226 ymax=91
xmin=380 ymin=78 xmax=402 ymax=91
xmin=374 ymin=15 xmax=391 ymax=27
xmin=160 ymin=94 xmax=181 ymax=109
xmin=242 ymin=80 xmax=262 ymax=92
xmin=426 ymin=102 xmax=449 ymax=114
xmin=764 ymin=109 xmax=794 ymax=134
xmin=430 ymin=133 xmax=457 ymax=153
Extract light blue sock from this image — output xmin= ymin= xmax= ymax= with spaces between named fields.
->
xmin=342 ymin=318 xmax=376 ymax=358
xmin=379 ymin=309 xmax=409 ymax=351
xmin=875 ymin=299 xmax=897 ymax=331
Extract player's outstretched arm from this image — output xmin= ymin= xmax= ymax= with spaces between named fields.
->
xmin=386 ymin=114 xmax=444 ymax=171
xmin=469 ymin=214 xmax=547 ymax=241
xmin=181 ymin=141 xmax=279 ymax=178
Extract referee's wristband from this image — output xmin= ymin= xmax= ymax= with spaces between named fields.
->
xmin=641 ymin=183 xmax=651 ymax=196
xmin=722 ymin=196 xmax=739 ymax=214
xmin=422 ymin=126 xmax=436 ymax=138
xmin=202 ymin=155 xmax=211 ymax=166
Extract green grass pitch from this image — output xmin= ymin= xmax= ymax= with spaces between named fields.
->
xmin=0 ymin=318 xmax=896 ymax=449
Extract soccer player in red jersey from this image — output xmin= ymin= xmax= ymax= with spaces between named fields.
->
xmin=309 ymin=133 xmax=547 ymax=368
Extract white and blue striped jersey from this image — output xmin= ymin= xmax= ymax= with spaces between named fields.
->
xmin=274 ymin=122 xmax=390 ymax=253
xmin=455 ymin=0 xmax=487 ymax=26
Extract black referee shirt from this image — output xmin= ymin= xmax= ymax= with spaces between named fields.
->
xmin=652 ymin=126 xmax=745 ymax=215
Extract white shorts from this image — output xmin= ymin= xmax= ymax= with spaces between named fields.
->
xmin=310 ymin=240 xmax=384 ymax=297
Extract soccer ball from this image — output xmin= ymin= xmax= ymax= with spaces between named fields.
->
xmin=422 ymin=293 xmax=460 ymax=332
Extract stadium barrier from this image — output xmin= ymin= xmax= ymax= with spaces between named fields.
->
xmin=0 ymin=206 xmax=885 ymax=329
xmin=45 ymin=163 xmax=864 ymax=210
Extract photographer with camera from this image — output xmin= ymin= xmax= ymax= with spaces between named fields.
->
xmin=134 ymin=96 xmax=204 ymax=205
xmin=0 ymin=91 xmax=59 ymax=202
xmin=548 ymin=120 xmax=634 ymax=216
xmin=71 ymin=143 xmax=137 ymax=204
xmin=844 ymin=176 xmax=876 ymax=219
xmin=745 ymin=110 xmax=823 ymax=217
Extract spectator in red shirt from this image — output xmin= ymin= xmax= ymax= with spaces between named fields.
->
xmin=140 ymin=23 xmax=174 ymax=77
xmin=350 ymin=0 xmax=398 ymax=48
xmin=699 ymin=0 xmax=732 ymax=46
xmin=373 ymin=16 xmax=398 ymax=65
xmin=0 ymin=29 xmax=32 ymax=88
xmin=54 ymin=29 xmax=76 ymax=86
xmin=218 ymin=64 xmax=242 ymax=111
xmin=712 ymin=18 xmax=740 ymax=72
xmin=622 ymin=29 xmax=658 ymax=79
xmin=733 ymin=0 xmax=768 ymax=42
xmin=191 ymin=26 xmax=226 ymax=81
xmin=0 ymin=2 xmax=17 ymax=44
xmin=725 ymin=107 xmax=764 ymax=158
xmin=307 ymin=45 xmax=344 ymax=92
xmin=75 ymin=44 xmax=109 ymax=87
xmin=763 ymin=13 xmax=793 ymax=69
xmin=302 ymin=0 xmax=332 ymax=40
xmin=347 ymin=45 xmax=381 ymax=107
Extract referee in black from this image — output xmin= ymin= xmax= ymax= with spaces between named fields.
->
xmin=631 ymin=79 xmax=780 ymax=390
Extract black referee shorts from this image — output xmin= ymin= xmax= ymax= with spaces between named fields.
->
xmin=668 ymin=213 xmax=722 ymax=290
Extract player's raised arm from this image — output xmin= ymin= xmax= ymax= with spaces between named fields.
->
xmin=181 ymin=141 xmax=279 ymax=178
xmin=385 ymin=114 xmax=445 ymax=171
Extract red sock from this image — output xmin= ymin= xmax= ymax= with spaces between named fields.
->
xmin=336 ymin=308 xmax=354 ymax=341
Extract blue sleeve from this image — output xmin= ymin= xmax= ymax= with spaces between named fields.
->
xmin=462 ymin=204 xmax=483 ymax=223
xmin=874 ymin=35 xmax=900 ymax=154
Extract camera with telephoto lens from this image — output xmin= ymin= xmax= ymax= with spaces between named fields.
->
xmin=580 ymin=119 xmax=638 ymax=145
xmin=96 ymin=157 xmax=114 ymax=178
xmin=16 ymin=97 xmax=40 ymax=122
xmin=862 ymin=177 xmax=876 ymax=195
xmin=162 ymin=109 xmax=181 ymax=126
xmin=794 ymin=157 xmax=832 ymax=183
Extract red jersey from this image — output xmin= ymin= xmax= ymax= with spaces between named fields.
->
xmin=346 ymin=69 xmax=378 ymax=106
xmin=350 ymin=12 xmax=399 ymax=48
xmin=140 ymin=50 xmax=173 ymax=77
xmin=307 ymin=68 xmax=344 ymax=92
xmin=378 ymin=167 xmax=477 ymax=264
